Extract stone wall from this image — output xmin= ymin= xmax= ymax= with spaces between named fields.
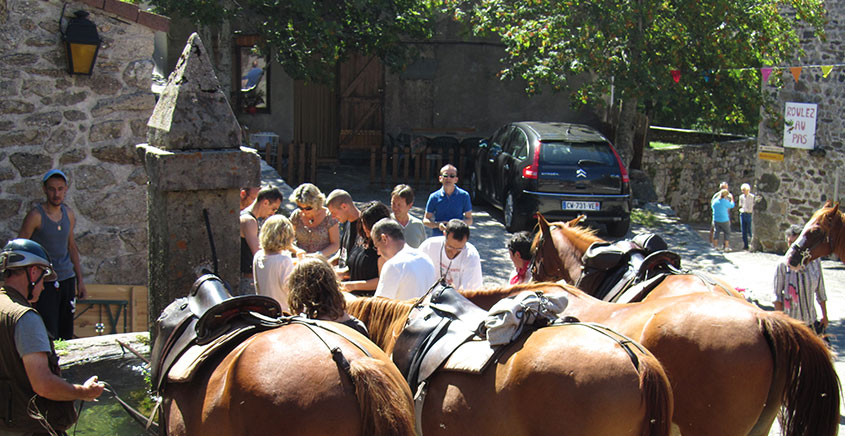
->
xmin=0 ymin=0 xmax=161 ymax=285
xmin=642 ymin=138 xmax=757 ymax=224
xmin=754 ymin=2 xmax=845 ymax=253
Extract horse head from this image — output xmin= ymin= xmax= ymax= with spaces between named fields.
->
xmin=530 ymin=214 xmax=593 ymax=283
xmin=786 ymin=201 xmax=843 ymax=268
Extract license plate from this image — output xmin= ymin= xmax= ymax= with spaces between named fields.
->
xmin=563 ymin=201 xmax=600 ymax=211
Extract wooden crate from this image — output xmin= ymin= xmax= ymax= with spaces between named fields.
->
xmin=74 ymin=285 xmax=149 ymax=337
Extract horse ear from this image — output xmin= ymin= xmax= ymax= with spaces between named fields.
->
xmin=824 ymin=200 xmax=833 ymax=208
xmin=538 ymin=213 xmax=551 ymax=237
xmin=566 ymin=215 xmax=584 ymax=227
xmin=832 ymin=203 xmax=840 ymax=214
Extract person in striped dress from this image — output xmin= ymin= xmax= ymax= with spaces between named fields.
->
xmin=773 ymin=224 xmax=828 ymax=334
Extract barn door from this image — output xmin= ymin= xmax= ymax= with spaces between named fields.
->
xmin=337 ymin=54 xmax=384 ymax=152
xmin=294 ymin=80 xmax=337 ymax=160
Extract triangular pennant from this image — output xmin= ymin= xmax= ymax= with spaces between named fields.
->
xmin=790 ymin=66 xmax=802 ymax=83
xmin=761 ymin=67 xmax=772 ymax=83
xmin=670 ymin=70 xmax=681 ymax=83
xmin=821 ymin=65 xmax=833 ymax=78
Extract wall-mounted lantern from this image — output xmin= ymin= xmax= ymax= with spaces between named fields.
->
xmin=61 ymin=9 xmax=102 ymax=75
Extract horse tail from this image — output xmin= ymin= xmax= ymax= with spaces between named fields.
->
xmin=758 ymin=311 xmax=840 ymax=436
xmin=635 ymin=350 xmax=674 ymax=436
xmin=348 ymin=356 xmax=416 ymax=436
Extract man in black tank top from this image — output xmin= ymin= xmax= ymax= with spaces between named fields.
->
xmin=326 ymin=189 xmax=362 ymax=269
xmin=18 ymin=169 xmax=85 ymax=340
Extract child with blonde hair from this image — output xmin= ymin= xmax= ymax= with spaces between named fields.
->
xmin=253 ymin=214 xmax=297 ymax=312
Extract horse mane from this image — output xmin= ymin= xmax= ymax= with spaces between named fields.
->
xmin=346 ymin=297 xmax=414 ymax=350
xmin=461 ymin=283 xmax=589 ymax=310
xmin=548 ymin=220 xmax=605 ymax=253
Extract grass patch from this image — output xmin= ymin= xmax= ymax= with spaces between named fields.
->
xmin=631 ymin=209 xmax=659 ymax=227
xmin=649 ymin=141 xmax=682 ymax=150
xmin=53 ymin=339 xmax=69 ymax=350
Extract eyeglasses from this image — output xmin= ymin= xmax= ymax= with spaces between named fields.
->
xmin=299 ymin=205 xmax=314 ymax=211
xmin=441 ymin=173 xmax=458 ymax=178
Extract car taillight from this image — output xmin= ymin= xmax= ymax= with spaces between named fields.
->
xmin=608 ymin=142 xmax=629 ymax=183
xmin=522 ymin=141 xmax=541 ymax=179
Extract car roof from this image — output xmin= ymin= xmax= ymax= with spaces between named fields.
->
xmin=512 ymin=122 xmax=608 ymax=143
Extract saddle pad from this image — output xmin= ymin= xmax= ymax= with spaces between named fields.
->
xmin=442 ymin=338 xmax=498 ymax=374
xmin=168 ymin=325 xmax=259 ymax=383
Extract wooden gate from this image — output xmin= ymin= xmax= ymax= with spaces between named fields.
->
xmin=338 ymin=54 xmax=384 ymax=154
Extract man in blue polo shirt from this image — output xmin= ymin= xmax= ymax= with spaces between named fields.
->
xmin=424 ymin=164 xmax=472 ymax=236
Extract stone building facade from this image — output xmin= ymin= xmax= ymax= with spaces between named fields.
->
xmin=754 ymin=2 xmax=845 ymax=253
xmin=0 ymin=0 xmax=168 ymax=285
xmin=641 ymin=136 xmax=757 ymax=224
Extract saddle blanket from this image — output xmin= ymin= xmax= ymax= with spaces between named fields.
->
xmin=441 ymin=338 xmax=498 ymax=374
xmin=168 ymin=324 xmax=260 ymax=383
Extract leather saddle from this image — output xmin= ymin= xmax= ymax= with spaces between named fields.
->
xmin=392 ymin=284 xmax=488 ymax=389
xmin=576 ymin=233 xmax=682 ymax=303
xmin=150 ymin=274 xmax=281 ymax=393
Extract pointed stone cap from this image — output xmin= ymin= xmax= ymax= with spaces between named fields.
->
xmin=147 ymin=33 xmax=242 ymax=150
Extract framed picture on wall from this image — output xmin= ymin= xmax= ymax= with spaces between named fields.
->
xmin=236 ymin=36 xmax=270 ymax=114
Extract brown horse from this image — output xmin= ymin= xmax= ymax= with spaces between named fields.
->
xmin=525 ymin=215 xmax=841 ymax=435
xmin=786 ymin=201 xmax=844 ymax=268
xmin=346 ymin=296 xmax=673 ymax=436
xmin=160 ymin=321 xmax=415 ymax=436
xmin=463 ymin=283 xmax=841 ymax=436
xmin=530 ymin=213 xmax=741 ymax=300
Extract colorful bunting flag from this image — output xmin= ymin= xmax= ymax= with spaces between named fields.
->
xmin=821 ymin=65 xmax=833 ymax=78
xmin=761 ymin=67 xmax=773 ymax=83
xmin=670 ymin=70 xmax=681 ymax=83
xmin=790 ymin=66 xmax=802 ymax=82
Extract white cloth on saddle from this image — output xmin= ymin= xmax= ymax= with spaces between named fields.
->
xmin=484 ymin=291 xmax=568 ymax=346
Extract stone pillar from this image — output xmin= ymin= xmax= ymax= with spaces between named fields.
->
xmin=138 ymin=33 xmax=259 ymax=329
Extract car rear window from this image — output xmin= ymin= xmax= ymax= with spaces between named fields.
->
xmin=539 ymin=141 xmax=616 ymax=166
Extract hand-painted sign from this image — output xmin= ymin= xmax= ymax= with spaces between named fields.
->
xmin=783 ymin=102 xmax=818 ymax=149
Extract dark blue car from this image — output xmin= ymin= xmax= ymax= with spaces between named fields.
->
xmin=468 ymin=122 xmax=631 ymax=236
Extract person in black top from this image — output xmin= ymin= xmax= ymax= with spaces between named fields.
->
xmin=339 ymin=201 xmax=391 ymax=295
xmin=286 ymin=256 xmax=369 ymax=338
xmin=326 ymin=189 xmax=361 ymax=269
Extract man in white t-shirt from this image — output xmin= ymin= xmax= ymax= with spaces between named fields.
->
xmin=371 ymin=218 xmax=437 ymax=300
xmin=418 ymin=219 xmax=483 ymax=291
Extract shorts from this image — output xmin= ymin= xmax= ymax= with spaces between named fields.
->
xmin=714 ymin=221 xmax=731 ymax=240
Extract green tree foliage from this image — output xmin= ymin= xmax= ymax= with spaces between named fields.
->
xmin=444 ymin=0 xmax=826 ymax=160
xmin=149 ymin=0 xmax=435 ymax=82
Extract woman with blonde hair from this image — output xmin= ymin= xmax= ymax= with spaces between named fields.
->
xmin=253 ymin=214 xmax=297 ymax=312
xmin=286 ymin=256 xmax=369 ymax=337
xmin=289 ymin=183 xmax=340 ymax=257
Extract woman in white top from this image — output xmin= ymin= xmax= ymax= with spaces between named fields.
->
xmin=253 ymin=214 xmax=298 ymax=312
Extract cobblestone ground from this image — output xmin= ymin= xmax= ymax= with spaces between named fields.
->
xmin=279 ymin=162 xmax=844 ymax=434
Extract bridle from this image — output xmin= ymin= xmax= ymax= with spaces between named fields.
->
xmin=790 ymin=223 xmax=834 ymax=267
xmin=529 ymin=227 xmax=569 ymax=282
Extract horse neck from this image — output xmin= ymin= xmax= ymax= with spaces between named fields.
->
xmin=833 ymin=210 xmax=845 ymax=261
xmin=553 ymin=227 xmax=601 ymax=282
xmin=346 ymin=298 xmax=412 ymax=352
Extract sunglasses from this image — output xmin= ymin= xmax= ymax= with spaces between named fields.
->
xmin=441 ymin=173 xmax=458 ymax=178
xmin=298 ymin=204 xmax=314 ymax=211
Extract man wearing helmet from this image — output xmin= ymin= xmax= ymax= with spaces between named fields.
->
xmin=18 ymin=169 xmax=86 ymax=340
xmin=0 ymin=239 xmax=104 ymax=434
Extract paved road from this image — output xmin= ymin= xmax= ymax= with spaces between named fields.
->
xmin=277 ymin=162 xmax=844 ymax=434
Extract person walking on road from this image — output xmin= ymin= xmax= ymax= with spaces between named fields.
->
xmin=18 ymin=169 xmax=86 ymax=340
xmin=738 ymin=183 xmax=755 ymax=250
xmin=710 ymin=188 xmax=734 ymax=252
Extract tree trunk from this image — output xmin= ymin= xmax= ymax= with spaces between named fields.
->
xmin=615 ymin=96 xmax=639 ymax=168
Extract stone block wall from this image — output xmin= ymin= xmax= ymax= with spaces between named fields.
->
xmin=642 ymin=138 xmax=757 ymax=224
xmin=0 ymin=0 xmax=162 ymax=285
xmin=754 ymin=2 xmax=845 ymax=253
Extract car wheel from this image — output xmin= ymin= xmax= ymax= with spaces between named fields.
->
xmin=504 ymin=191 xmax=526 ymax=232
xmin=469 ymin=171 xmax=480 ymax=205
xmin=607 ymin=218 xmax=631 ymax=238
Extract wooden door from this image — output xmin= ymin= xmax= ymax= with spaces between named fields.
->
xmin=294 ymin=80 xmax=337 ymax=160
xmin=337 ymin=54 xmax=384 ymax=152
